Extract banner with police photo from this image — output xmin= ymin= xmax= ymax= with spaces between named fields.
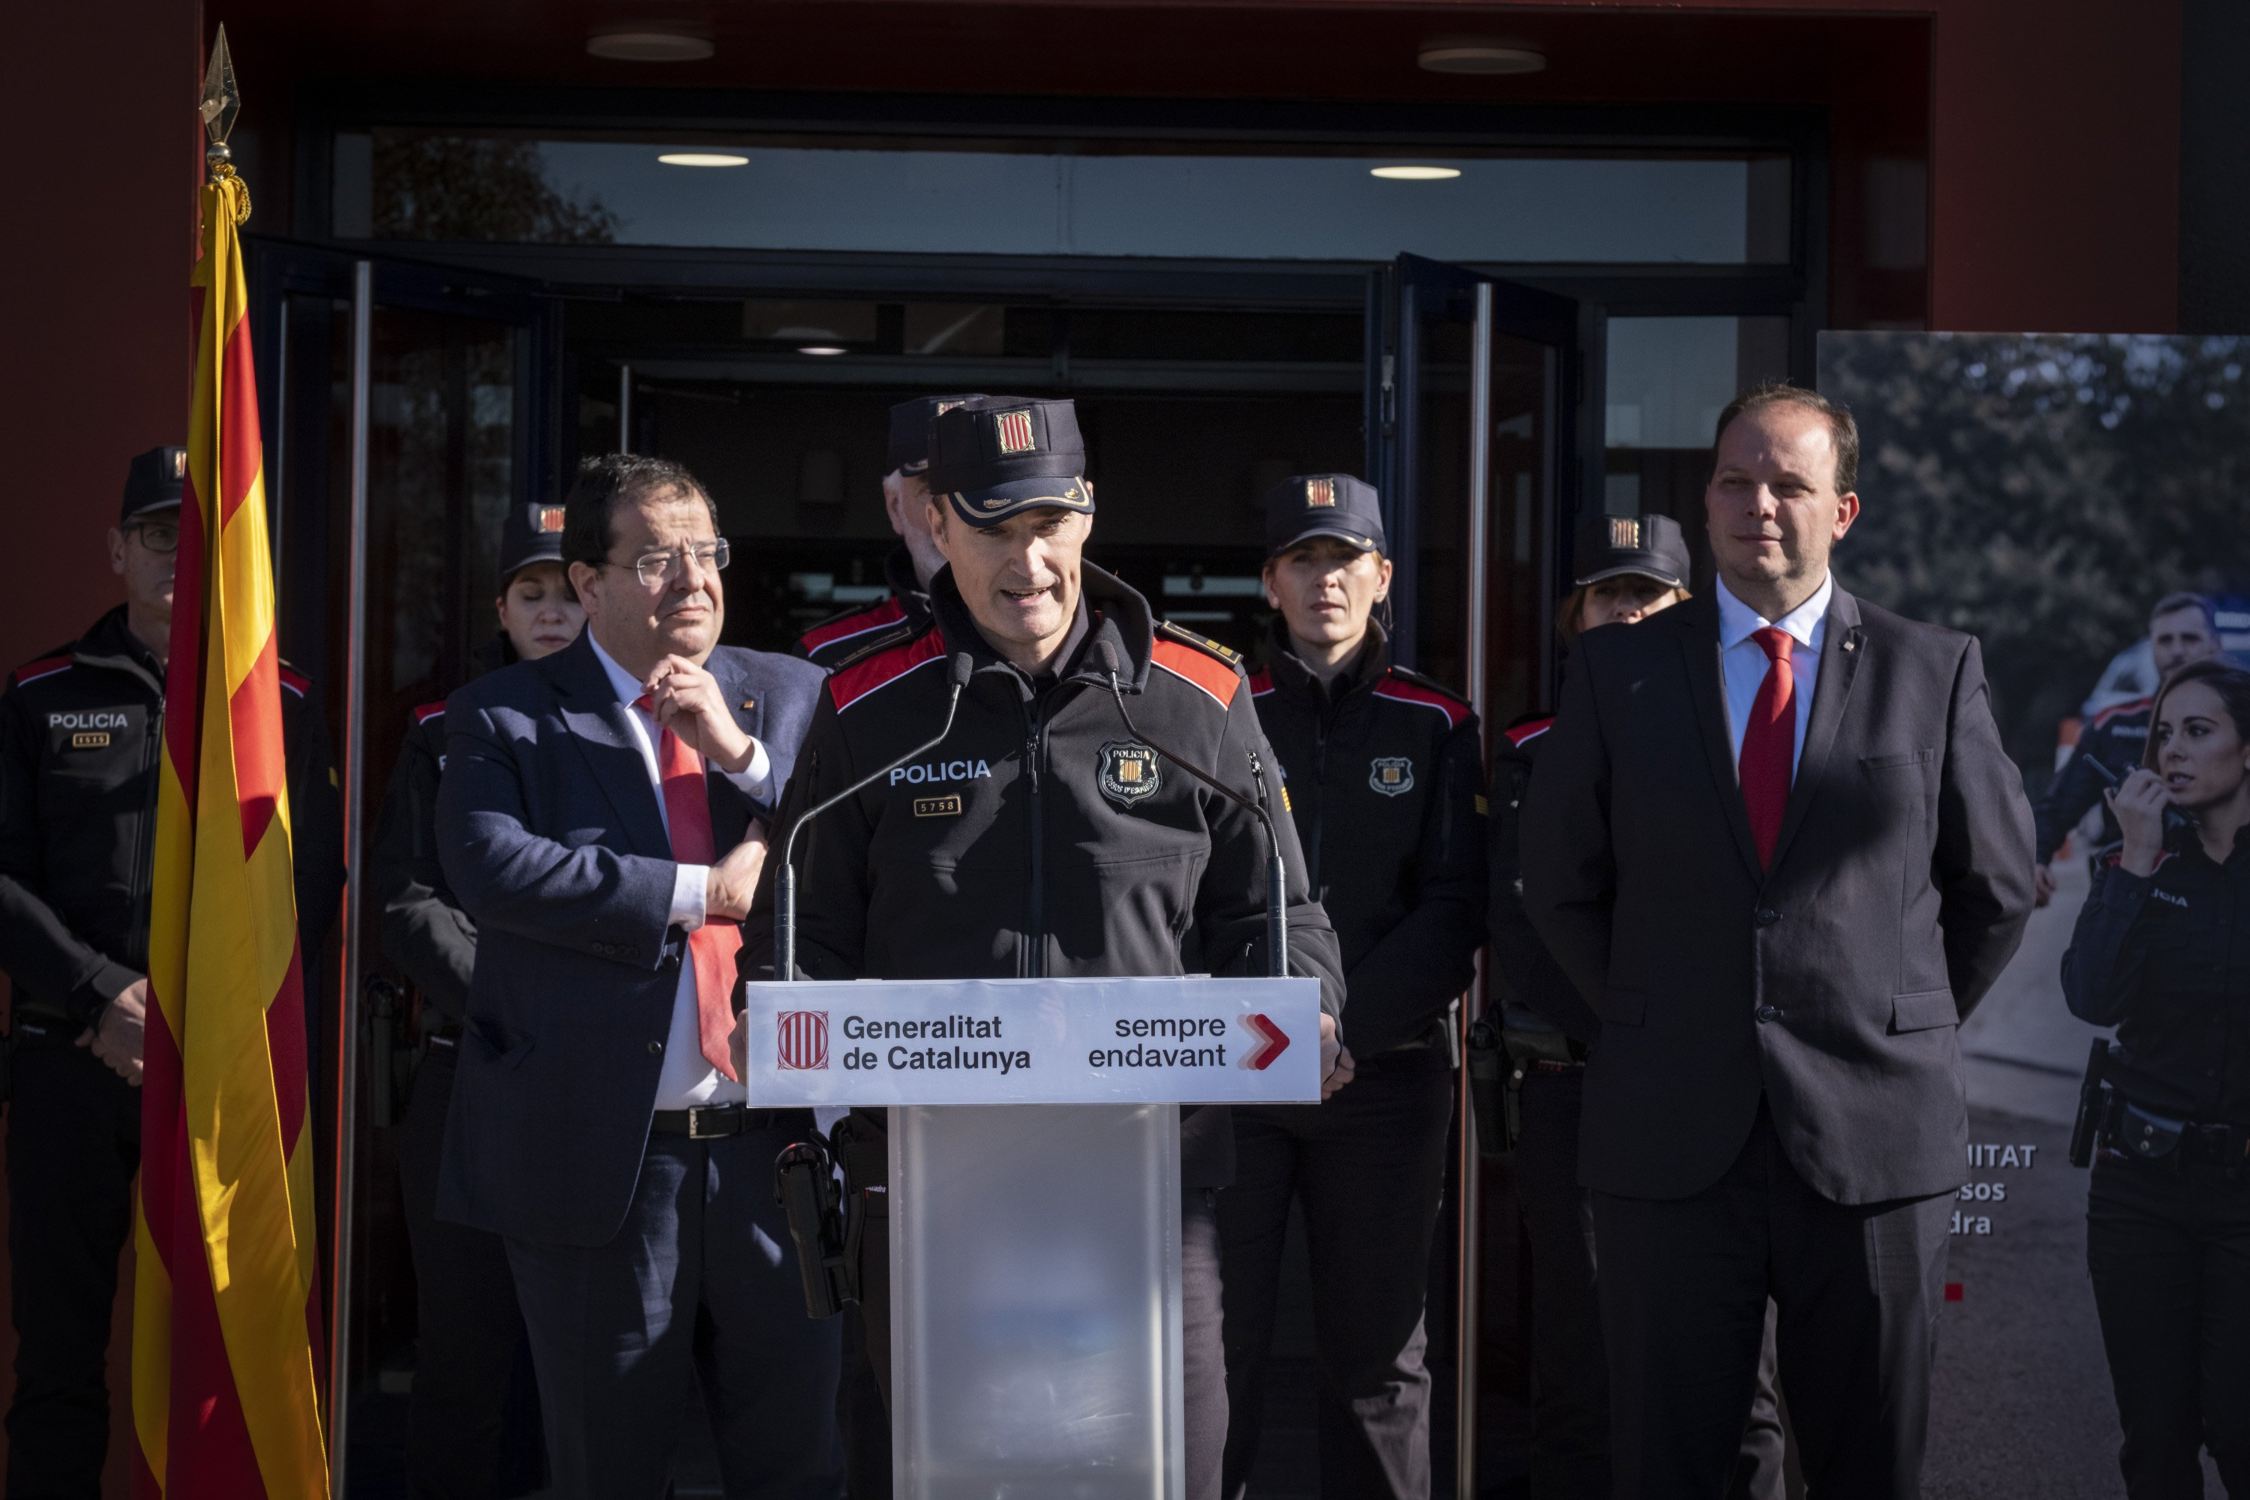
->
xmin=1819 ymin=331 xmax=2248 ymax=1493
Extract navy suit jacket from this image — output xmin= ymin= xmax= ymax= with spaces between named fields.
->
xmin=434 ymin=632 xmax=824 ymax=1245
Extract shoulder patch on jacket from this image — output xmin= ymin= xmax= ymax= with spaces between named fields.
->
xmin=412 ymin=700 xmax=447 ymax=726
xmin=1151 ymin=636 xmax=1243 ymax=710
xmin=1374 ymin=669 xmax=1471 ymax=729
xmin=277 ymin=663 xmax=311 ymax=699
xmin=800 ymin=596 xmax=909 ymax=658
xmin=10 ymin=654 xmax=73 ymax=689
xmin=1247 ymin=667 xmax=1274 ymax=697
xmin=2090 ymin=695 xmax=2152 ymax=730
xmin=1503 ymin=715 xmax=1555 ymax=748
xmin=826 ymin=618 xmax=920 ymax=674
xmin=1156 ymin=619 xmax=1243 ymax=667
xmin=829 ymin=628 xmax=947 ymax=712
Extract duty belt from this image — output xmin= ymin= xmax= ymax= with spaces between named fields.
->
xmin=650 ymin=1104 xmax=794 ymax=1140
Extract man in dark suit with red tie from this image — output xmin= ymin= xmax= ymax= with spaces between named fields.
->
xmin=436 ymin=454 xmax=839 ymax=1499
xmin=1521 ymin=384 xmax=2036 ymax=1499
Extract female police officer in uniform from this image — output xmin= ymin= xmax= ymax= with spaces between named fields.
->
xmin=368 ymin=500 xmax=583 ymax=1498
xmin=1219 ymin=475 xmax=1486 ymax=1500
xmin=2064 ymin=656 xmax=2250 ymax=1498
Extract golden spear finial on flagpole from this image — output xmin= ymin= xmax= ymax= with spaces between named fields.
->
xmin=199 ymin=24 xmax=249 ymax=220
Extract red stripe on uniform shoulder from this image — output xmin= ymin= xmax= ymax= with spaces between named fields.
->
xmin=1375 ymin=673 xmax=1470 ymax=729
xmin=9 ymin=655 xmax=72 ymax=688
xmin=1504 ymin=716 xmax=1555 ymax=747
xmin=277 ymin=664 xmax=310 ymax=699
xmin=2091 ymin=695 xmax=2151 ymax=729
xmin=829 ymin=630 xmax=946 ymax=712
xmin=413 ymin=700 xmax=447 ymax=725
xmin=1247 ymin=668 xmax=1274 ymax=696
xmin=800 ymin=597 xmax=907 ymax=654
xmin=1151 ymin=640 xmax=1241 ymax=710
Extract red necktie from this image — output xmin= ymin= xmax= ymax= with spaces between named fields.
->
xmin=638 ymin=697 xmax=742 ymax=1082
xmin=1739 ymin=626 xmax=1796 ymax=870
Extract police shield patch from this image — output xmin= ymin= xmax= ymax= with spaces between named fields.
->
xmin=1369 ymin=756 xmax=1414 ymax=797
xmin=1099 ymin=741 xmax=1162 ymax=805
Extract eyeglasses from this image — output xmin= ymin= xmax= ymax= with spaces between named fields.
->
xmin=607 ymin=538 xmax=731 ymax=588
xmin=128 ymin=520 xmax=180 ymax=555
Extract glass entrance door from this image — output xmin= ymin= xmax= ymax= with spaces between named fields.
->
xmin=1370 ymin=253 xmax=1582 ymax=1499
xmin=246 ymin=240 xmax=558 ymax=1489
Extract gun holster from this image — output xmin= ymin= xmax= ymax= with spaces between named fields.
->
xmin=775 ymin=1131 xmax=853 ymax=1320
xmin=360 ymin=976 xmax=417 ymax=1130
xmin=1465 ymin=1019 xmax=1509 ymax=1159
xmin=2069 ymin=1038 xmax=2116 ymax=1168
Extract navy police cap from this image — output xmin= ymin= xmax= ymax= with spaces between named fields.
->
xmin=927 ymin=396 xmax=1095 ymax=528
xmin=1572 ymin=512 xmax=1690 ymax=590
xmin=121 ymin=445 xmax=188 ymax=525
xmin=1264 ymin=473 xmax=1386 ymax=558
xmin=497 ymin=500 xmax=568 ymax=588
xmin=888 ymin=393 xmax=988 ymax=476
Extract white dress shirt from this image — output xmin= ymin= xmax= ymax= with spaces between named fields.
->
xmin=1714 ymin=571 xmax=1833 ymax=779
xmin=587 ymin=634 xmax=771 ymax=1108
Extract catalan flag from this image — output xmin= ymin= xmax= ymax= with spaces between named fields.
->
xmin=131 ymin=153 xmax=330 ymax=1497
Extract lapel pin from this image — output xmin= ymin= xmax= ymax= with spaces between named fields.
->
xmin=741 ymin=697 xmax=757 ymax=711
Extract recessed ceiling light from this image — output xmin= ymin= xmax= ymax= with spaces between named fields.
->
xmin=586 ymin=27 xmax=715 ymax=62
xmin=1418 ymin=42 xmax=1547 ymax=75
xmin=797 ymin=345 xmax=848 ymax=357
xmin=658 ymin=152 xmax=749 ymax=168
xmin=1370 ymin=165 xmax=1463 ymax=182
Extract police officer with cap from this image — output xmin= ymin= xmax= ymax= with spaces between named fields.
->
xmin=367 ymin=498 xmax=583 ymax=1497
xmin=1220 ymin=474 xmax=1485 ymax=1499
xmin=0 ymin=445 xmax=343 ymax=1494
xmin=1488 ymin=512 xmax=1784 ymax=1498
xmin=741 ymin=395 xmax=1349 ymax=1500
xmin=796 ymin=394 xmax=988 ymax=669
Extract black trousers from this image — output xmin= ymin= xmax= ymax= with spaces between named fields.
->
xmin=1593 ymin=1104 xmax=1948 ymax=1500
xmin=1218 ymin=1046 xmax=1455 ymax=1500
xmin=1515 ymin=1068 xmax=1786 ymax=1500
xmin=858 ymin=1182 xmax=1229 ymax=1499
xmin=395 ymin=1045 xmax=546 ymax=1499
xmin=2086 ymin=1152 xmax=2250 ymax=1499
xmin=4 ymin=1034 xmax=140 ymax=1500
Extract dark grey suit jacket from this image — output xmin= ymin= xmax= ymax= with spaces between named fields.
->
xmin=433 ymin=632 xmax=824 ymax=1245
xmin=1520 ymin=586 xmax=2035 ymax=1205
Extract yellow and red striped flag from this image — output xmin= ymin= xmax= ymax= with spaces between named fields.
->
xmin=131 ymin=155 xmax=330 ymax=1499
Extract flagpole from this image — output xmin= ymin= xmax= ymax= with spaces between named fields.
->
xmin=328 ymin=256 xmax=374 ymax=1497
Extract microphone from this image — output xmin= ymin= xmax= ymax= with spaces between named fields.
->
xmin=774 ymin=650 xmax=974 ymax=981
xmin=1097 ymin=641 xmax=1290 ymax=979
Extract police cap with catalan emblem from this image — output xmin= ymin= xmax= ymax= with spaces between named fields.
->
xmin=1572 ymin=512 xmax=1690 ymax=590
xmin=1264 ymin=473 xmax=1385 ymax=558
xmin=121 ymin=445 xmax=188 ymax=525
xmin=888 ymin=393 xmax=988 ymax=476
xmin=927 ymin=396 xmax=1095 ymax=528
xmin=497 ymin=500 xmax=569 ymax=587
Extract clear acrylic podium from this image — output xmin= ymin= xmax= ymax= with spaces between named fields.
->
xmin=740 ymin=975 xmax=1322 ymax=1500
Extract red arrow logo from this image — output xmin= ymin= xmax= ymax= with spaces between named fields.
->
xmin=1241 ymin=1013 xmax=1291 ymax=1071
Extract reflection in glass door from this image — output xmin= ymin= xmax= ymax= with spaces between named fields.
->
xmin=250 ymin=241 xmax=552 ymax=1490
xmin=1374 ymin=253 xmax=1580 ymax=1499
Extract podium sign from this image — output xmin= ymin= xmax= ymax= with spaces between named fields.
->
xmin=740 ymin=975 xmax=1323 ymax=1108
xmin=740 ymin=975 xmax=1322 ymax=1499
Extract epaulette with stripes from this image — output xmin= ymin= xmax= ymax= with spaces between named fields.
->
xmin=1503 ymin=715 xmax=1555 ymax=749
xmin=278 ymin=663 xmax=311 ymax=699
xmin=1150 ymin=624 xmax=1245 ymax=711
xmin=799 ymin=596 xmax=910 ymax=660
xmin=828 ymin=627 xmax=946 ymax=713
xmin=10 ymin=654 xmax=73 ymax=689
xmin=2090 ymin=695 xmax=2152 ymax=729
xmin=1374 ymin=666 xmax=1472 ymax=729
xmin=826 ymin=618 xmax=920 ymax=674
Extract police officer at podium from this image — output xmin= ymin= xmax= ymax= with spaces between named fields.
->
xmin=369 ymin=499 xmax=582 ymax=1497
xmin=1218 ymin=474 xmax=1485 ymax=1500
xmin=742 ymin=396 xmax=1348 ymax=1500
xmin=0 ymin=445 xmax=342 ymax=1495
xmin=795 ymin=394 xmax=986 ymax=669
